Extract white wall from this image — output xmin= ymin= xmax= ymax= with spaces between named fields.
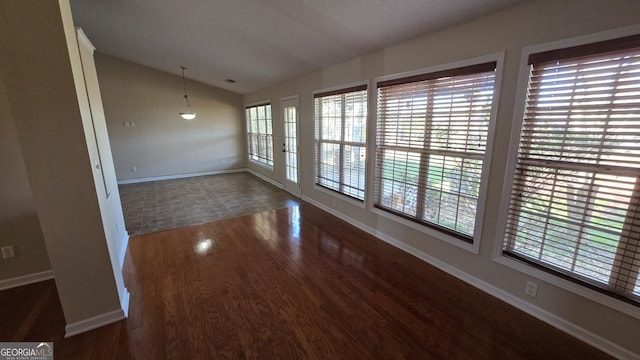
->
xmin=95 ymin=54 xmax=246 ymax=181
xmin=244 ymin=0 xmax=640 ymax=357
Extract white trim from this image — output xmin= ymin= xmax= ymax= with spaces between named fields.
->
xmin=118 ymin=231 xmax=129 ymax=270
xmin=119 ymin=288 xmax=130 ymax=318
xmin=247 ymin=168 xmax=283 ymax=189
xmin=495 ymin=256 xmax=640 ymax=319
xmin=244 ymin=99 xmax=271 ymax=108
xmin=280 ymin=95 xmax=302 ymax=198
xmin=312 ymin=80 xmax=370 ymax=208
xmin=493 ymin=43 xmax=532 ymax=260
xmin=64 ymin=309 xmax=125 ymax=338
xmin=473 ymin=52 xmax=505 ymax=254
xmin=520 ymin=24 xmax=640 ymax=59
xmin=117 ymin=168 xmax=246 ymax=185
xmin=312 ymin=184 xmax=366 ymax=209
xmin=370 ymin=52 xmax=506 ymax=255
xmin=375 ymin=52 xmax=504 ymax=84
xmin=280 ymin=94 xmax=299 ymax=101
xmin=75 ymin=27 xmax=95 ymax=52
xmin=371 ymin=207 xmax=476 ymax=253
xmin=247 ymin=159 xmax=275 ymax=171
xmin=493 ymin=25 xmax=640 ymax=321
xmin=311 ymin=80 xmax=369 ymax=97
xmin=301 ymin=195 xmax=638 ymax=360
xmin=0 ymin=270 xmax=54 ymax=291
xmin=245 ymin=101 xmax=275 ymax=171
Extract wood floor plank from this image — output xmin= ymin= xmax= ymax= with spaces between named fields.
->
xmin=0 ymin=203 xmax=615 ymax=359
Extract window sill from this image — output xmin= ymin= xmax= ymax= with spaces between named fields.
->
xmin=248 ymin=160 xmax=274 ymax=172
xmin=493 ymin=253 xmax=640 ymax=320
xmin=313 ymin=184 xmax=366 ymax=209
xmin=371 ymin=207 xmax=480 ymax=254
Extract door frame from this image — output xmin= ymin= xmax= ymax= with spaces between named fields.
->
xmin=280 ymin=95 xmax=301 ymax=197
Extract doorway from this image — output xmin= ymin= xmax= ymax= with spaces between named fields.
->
xmin=281 ymin=96 xmax=300 ymax=197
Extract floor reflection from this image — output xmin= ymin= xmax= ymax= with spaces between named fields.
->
xmin=7 ymin=202 xmax=606 ymax=359
xmin=194 ymin=238 xmax=214 ymax=255
xmin=289 ymin=205 xmax=300 ymax=240
xmin=318 ymin=230 xmax=364 ymax=267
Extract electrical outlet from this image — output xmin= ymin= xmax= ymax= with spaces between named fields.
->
xmin=525 ymin=281 xmax=538 ymax=297
xmin=131 ymin=166 xmax=137 ymax=173
xmin=1 ymin=246 xmax=15 ymax=259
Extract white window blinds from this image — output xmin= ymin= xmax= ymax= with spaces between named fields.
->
xmin=374 ymin=62 xmax=497 ymax=241
xmin=314 ymin=85 xmax=368 ymax=200
xmin=504 ymin=34 xmax=640 ymax=303
xmin=246 ymin=103 xmax=273 ymax=168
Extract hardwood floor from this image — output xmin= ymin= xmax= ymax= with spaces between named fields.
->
xmin=1 ymin=203 xmax=612 ymax=359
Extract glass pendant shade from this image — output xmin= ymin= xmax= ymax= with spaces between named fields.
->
xmin=180 ymin=112 xmax=196 ymax=120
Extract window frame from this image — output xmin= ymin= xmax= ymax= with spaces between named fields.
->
xmin=313 ymin=82 xmax=369 ymax=205
xmin=494 ymin=26 xmax=640 ymax=319
xmin=371 ymin=53 xmax=505 ymax=253
xmin=245 ymin=101 xmax=274 ymax=170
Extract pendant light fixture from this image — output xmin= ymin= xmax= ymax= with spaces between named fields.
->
xmin=179 ymin=66 xmax=196 ymax=120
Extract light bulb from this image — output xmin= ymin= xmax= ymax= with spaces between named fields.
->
xmin=180 ymin=112 xmax=196 ymax=120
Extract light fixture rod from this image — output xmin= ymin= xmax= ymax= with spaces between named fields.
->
xmin=179 ymin=65 xmax=196 ymax=120
xmin=181 ymin=66 xmax=188 ymax=95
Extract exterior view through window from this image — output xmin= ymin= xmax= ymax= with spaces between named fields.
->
xmin=314 ymin=85 xmax=368 ymax=200
xmin=246 ymin=103 xmax=273 ymax=168
xmin=503 ymin=34 xmax=640 ymax=304
xmin=374 ymin=62 xmax=497 ymax=241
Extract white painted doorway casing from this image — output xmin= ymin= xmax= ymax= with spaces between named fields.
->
xmin=281 ymin=96 xmax=300 ymax=197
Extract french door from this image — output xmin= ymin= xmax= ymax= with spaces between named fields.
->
xmin=281 ymin=97 xmax=300 ymax=197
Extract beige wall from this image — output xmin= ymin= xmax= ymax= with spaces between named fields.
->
xmin=0 ymin=0 xmax=123 ymax=325
xmin=95 ymin=54 xmax=245 ymax=181
xmin=0 ymin=77 xmax=51 ymax=282
xmin=244 ymin=0 xmax=640 ymax=355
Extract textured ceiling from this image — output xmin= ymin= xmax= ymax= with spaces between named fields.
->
xmin=70 ymin=0 xmax=528 ymax=94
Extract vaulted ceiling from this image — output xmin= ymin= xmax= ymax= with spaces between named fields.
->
xmin=70 ymin=0 xmax=529 ymax=94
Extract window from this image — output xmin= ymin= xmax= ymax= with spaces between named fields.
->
xmin=314 ymin=85 xmax=367 ymax=200
xmin=374 ymin=62 xmax=497 ymax=241
xmin=246 ymin=103 xmax=273 ymax=168
xmin=503 ymin=34 xmax=640 ymax=304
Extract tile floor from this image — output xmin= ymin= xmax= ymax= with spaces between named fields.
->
xmin=118 ymin=172 xmax=300 ymax=236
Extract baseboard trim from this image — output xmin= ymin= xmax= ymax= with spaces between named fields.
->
xmin=301 ymin=196 xmax=637 ymax=360
xmin=65 ymin=308 xmax=125 ymax=338
xmin=246 ymin=169 xmax=284 ymax=189
xmin=117 ymin=168 xmax=246 ymax=185
xmin=0 ymin=270 xmax=54 ymax=291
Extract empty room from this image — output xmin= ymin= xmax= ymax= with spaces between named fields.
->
xmin=1 ymin=0 xmax=640 ymax=359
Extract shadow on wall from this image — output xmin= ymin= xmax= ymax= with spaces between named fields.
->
xmin=0 ymin=212 xmax=51 ymax=281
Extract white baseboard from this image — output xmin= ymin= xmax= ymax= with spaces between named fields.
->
xmin=301 ymin=195 xmax=638 ymax=360
xmin=117 ymin=168 xmax=246 ymax=185
xmin=65 ymin=308 xmax=125 ymax=338
xmin=0 ymin=270 xmax=54 ymax=291
xmin=246 ymin=169 xmax=284 ymax=189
